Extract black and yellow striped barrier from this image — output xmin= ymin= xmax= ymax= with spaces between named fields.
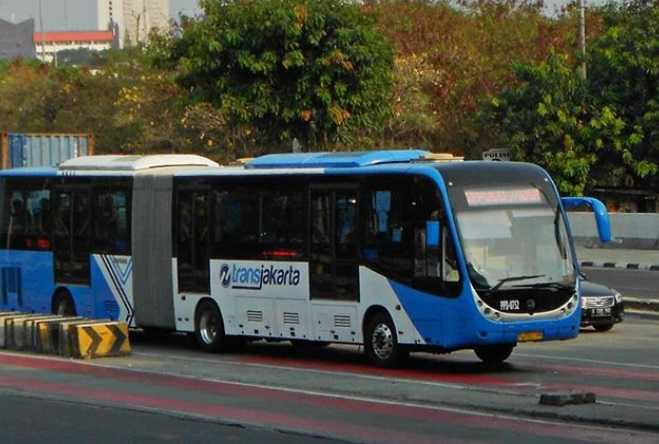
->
xmin=0 ymin=311 xmax=131 ymax=359
xmin=72 ymin=322 xmax=131 ymax=359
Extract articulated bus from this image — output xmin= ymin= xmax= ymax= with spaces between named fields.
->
xmin=0 ymin=151 xmax=610 ymax=366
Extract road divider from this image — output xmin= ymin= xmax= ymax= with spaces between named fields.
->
xmin=0 ymin=311 xmax=131 ymax=359
xmin=72 ymin=322 xmax=130 ymax=359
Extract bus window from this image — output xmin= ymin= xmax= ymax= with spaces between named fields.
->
xmin=0 ymin=179 xmax=51 ymax=251
xmin=177 ymin=190 xmax=210 ymax=293
xmin=52 ymin=187 xmax=92 ymax=285
xmin=260 ymin=187 xmax=305 ymax=258
xmin=411 ymin=177 xmax=461 ymax=293
xmin=335 ymin=192 xmax=358 ymax=259
xmin=212 ymin=187 xmax=259 ymax=259
xmin=94 ymin=189 xmax=130 ymax=255
xmin=361 ymin=178 xmax=413 ymax=279
xmin=362 ymin=175 xmax=460 ymax=295
xmin=213 ymin=185 xmax=306 ymax=260
xmin=310 ymin=186 xmax=359 ymax=301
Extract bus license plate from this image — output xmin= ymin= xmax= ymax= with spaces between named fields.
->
xmin=518 ymin=331 xmax=543 ymax=342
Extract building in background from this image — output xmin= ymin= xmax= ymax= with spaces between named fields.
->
xmin=33 ymin=30 xmax=114 ymax=63
xmin=98 ymin=0 xmax=169 ymax=47
xmin=0 ymin=18 xmax=35 ymax=59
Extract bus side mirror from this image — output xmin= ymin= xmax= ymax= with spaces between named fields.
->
xmin=425 ymin=220 xmax=440 ymax=248
xmin=561 ymin=197 xmax=611 ymax=243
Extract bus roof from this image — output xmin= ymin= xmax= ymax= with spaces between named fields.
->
xmin=244 ymin=150 xmax=430 ymax=169
xmin=59 ymin=154 xmax=219 ymax=171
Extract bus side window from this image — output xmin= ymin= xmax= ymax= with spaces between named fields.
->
xmin=94 ymin=188 xmax=131 ymax=255
xmin=0 ymin=179 xmax=50 ymax=251
xmin=411 ymin=177 xmax=461 ymax=292
xmin=212 ymin=187 xmax=260 ymax=259
xmin=260 ymin=187 xmax=305 ymax=258
xmin=361 ymin=178 xmax=414 ymax=279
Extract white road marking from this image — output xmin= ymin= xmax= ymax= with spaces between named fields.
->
xmin=90 ymin=357 xmax=651 ymax=435
xmin=132 ymin=350 xmax=472 ymax=390
xmin=515 ymin=353 xmax=659 ymax=370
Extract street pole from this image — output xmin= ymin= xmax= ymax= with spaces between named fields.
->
xmin=579 ymin=0 xmax=587 ymax=80
xmin=38 ymin=0 xmax=45 ymax=62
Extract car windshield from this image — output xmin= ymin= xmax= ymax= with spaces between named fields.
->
xmin=454 ymin=187 xmax=575 ymax=290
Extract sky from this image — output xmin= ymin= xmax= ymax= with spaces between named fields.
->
xmin=0 ymin=0 xmax=202 ymax=31
xmin=0 ymin=0 xmax=610 ymax=31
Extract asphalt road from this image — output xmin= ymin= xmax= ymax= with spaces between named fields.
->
xmin=1 ymin=318 xmax=658 ymax=443
xmin=0 ymin=394 xmax=333 ymax=444
xmin=583 ymin=267 xmax=659 ymax=300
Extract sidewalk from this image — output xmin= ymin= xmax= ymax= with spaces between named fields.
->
xmin=576 ymin=246 xmax=659 ymax=270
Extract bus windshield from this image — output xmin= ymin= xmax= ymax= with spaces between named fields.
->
xmin=453 ymin=187 xmax=575 ymax=291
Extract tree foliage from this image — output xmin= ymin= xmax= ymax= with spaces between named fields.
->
xmin=481 ymin=53 xmax=630 ymax=195
xmin=482 ymin=0 xmax=658 ymax=194
xmin=158 ymin=0 xmax=394 ymax=152
xmin=588 ymin=0 xmax=659 ymax=190
xmin=372 ymin=0 xmax=585 ymax=153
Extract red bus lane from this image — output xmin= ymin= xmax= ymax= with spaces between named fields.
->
xmin=0 ymin=351 xmax=656 ymax=444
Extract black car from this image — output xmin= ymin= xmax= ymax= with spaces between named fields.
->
xmin=580 ymin=279 xmax=624 ymax=331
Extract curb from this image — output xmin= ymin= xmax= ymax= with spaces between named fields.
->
xmin=580 ymin=261 xmax=659 ymax=271
xmin=624 ymin=297 xmax=659 ymax=313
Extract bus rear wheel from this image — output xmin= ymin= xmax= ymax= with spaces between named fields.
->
xmin=195 ymin=300 xmax=226 ymax=353
xmin=364 ymin=312 xmax=407 ymax=368
xmin=474 ymin=344 xmax=514 ymax=365
xmin=53 ymin=292 xmax=76 ymax=316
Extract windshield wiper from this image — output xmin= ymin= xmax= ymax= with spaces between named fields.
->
xmin=490 ymin=274 xmax=546 ymax=291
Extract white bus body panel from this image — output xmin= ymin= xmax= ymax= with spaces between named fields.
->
xmin=172 ymin=260 xmax=426 ymax=346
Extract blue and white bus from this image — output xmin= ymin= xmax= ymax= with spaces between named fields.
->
xmin=0 ymin=150 xmax=610 ymax=366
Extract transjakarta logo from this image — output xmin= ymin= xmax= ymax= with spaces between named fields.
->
xmin=219 ymin=263 xmax=301 ymax=290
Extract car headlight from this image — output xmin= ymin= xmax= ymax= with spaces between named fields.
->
xmin=614 ymin=291 xmax=622 ymax=304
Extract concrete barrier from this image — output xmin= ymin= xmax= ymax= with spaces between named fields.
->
xmin=569 ymin=212 xmax=659 ymax=250
xmin=71 ymin=322 xmax=131 ymax=359
xmin=58 ymin=319 xmax=111 ymax=357
xmin=9 ymin=315 xmax=61 ymax=350
xmin=36 ymin=316 xmax=84 ymax=353
xmin=0 ymin=312 xmax=131 ymax=359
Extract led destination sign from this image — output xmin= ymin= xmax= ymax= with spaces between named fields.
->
xmin=465 ymin=188 xmax=543 ymax=207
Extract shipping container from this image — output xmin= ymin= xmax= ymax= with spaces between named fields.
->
xmin=1 ymin=132 xmax=95 ymax=169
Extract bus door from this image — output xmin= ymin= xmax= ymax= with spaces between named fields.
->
xmin=52 ymin=186 xmax=91 ymax=285
xmin=309 ymin=185 xmax=360 ymax=302
xmin=176 ymin=189 xmax=210 ymax=294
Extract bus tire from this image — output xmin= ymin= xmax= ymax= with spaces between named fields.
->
xmin=474 ymin=344 xmax=514 ymax=365
xmin=594 ymin=323 xmax=614 ymax=332
xmin=364 ymin=312 xmax=408 ymax=368
xmin=52 ymin=291 xmax=76 ymax=316
xmin=194 ymin=299 xmax=226 ymax=353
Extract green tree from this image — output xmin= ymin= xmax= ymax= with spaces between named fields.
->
xmin=588 ymin=0 xmax=659 ymax=190
xmin=157 ymin=0 xmax=394 ymax=153
xmin=482 ymin=53 xmax=628 ymax=195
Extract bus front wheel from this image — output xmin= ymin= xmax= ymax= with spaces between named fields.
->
xmin=474 ymin=344 xmax=514 ymax=365
xmin=195 ymin=300 xmax=226 ymax=353
xmin=364 ymin=312 xmax=408 ymax=368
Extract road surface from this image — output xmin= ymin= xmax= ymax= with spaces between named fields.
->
xmin=583 ymin=267 xmax=658 ymax=300
xmin=0 ymin=318 xmax=657 ymax=443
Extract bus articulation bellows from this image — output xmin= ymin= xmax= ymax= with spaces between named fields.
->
xmin=0 ymin=151 xmax=611 ymax=366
